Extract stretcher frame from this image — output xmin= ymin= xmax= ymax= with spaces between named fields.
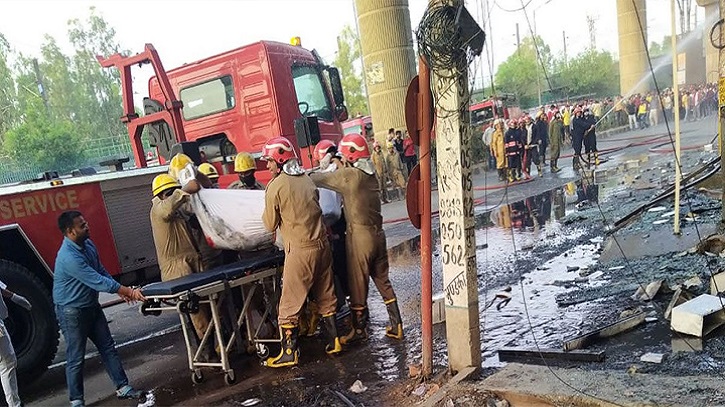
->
xmin=141 ymin=264 xmax=282 ymax=384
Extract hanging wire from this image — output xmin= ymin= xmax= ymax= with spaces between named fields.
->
xmin=416 ymin=2 xmax=480 ymax=117
xmin=518 ymin=0 xmax=554 ymax=100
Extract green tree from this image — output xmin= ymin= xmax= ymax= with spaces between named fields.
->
xmin=66 ymin=8 xmax=129 ymax=158
xmin=495 ymin=36 xmax=553 ymax=108
xmin=556 ymin=49 xmax=619 ymax=97
xmin=649 ymin=36 xmax=672 ymax=58
xmin=6 ymin=7 xmax=130 ymax=174
xmin=3 ymin=106 xmax=86 ymax=172
xmin=0 ymin=33 xmax=17 ymax=139
xmin=333 ymin=25 xmax=368 ymax=117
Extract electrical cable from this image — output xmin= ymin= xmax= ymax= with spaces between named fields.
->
xmin=517 ymin=0 xmax=554 ymax=100
xmin=417 ymin=3 xmax=481 ymax=117
xmin=493 ymin=0 xmax=534 ymax=13
xmin=709 ymin=18 xmax=725 ymax=50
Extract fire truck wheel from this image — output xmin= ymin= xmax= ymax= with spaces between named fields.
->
xmin=0 ymin=260 xmax=59 ymax=383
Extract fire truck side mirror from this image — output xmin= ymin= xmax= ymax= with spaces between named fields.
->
xmin=335 ymin=104 xmax=349 ymax=122
xmin=327 ymin=67 xmax=345 ymax=107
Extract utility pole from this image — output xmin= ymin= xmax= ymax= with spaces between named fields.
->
xmin=672 ymin=0 xmax=682 ymax=235
xmin=586 ymin=14 xmax=598 ymax=50
xmin=719 ymin=0 xmax=725 ymax=226
xmin=515 ymin=23 xmax=521 ymax=51
xmin=563 ymin=30 xmax=568 ymax=66
xmin=32 ymin=58 xmax=50 ymax=113
xmin=425 ymin=0 xmax=482 ymax=373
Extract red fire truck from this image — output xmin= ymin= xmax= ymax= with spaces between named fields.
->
xmin=469 ymin=93 xmax=522 ymax=129
xmin=0 ymin=40 xmax=347 ymax=383
xmin=342 ymin=115 xmax=373 ymax=139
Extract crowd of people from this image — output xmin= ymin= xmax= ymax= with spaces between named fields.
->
xmin=371 ymin=128 xmax=418 ymax=203
xmin=483 ymin=105 xmax=599 ymax=181
xmin=482 ymin=82 xmax=718 ymax=179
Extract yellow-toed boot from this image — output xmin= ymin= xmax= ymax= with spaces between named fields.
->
xmin=265 ymin=324 xmax=299 ymax=368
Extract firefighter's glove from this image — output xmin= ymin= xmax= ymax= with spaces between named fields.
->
xmin=178 ymin=163 xmax=197 ymax=187
xmin=319 ymin=153 xmax=332 ymax=171
xmin=11 ymin=294 xmax=31 ymax=311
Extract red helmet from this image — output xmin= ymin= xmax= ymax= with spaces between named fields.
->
xmin=314 ymin=139 xmax=337 ymax=162
xmin=261 ymin=137 xmax=297 ymax=165
xmin=339 ymin=133 xmax=370 ymax=163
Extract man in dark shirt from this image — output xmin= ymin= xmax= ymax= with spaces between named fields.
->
xmin=53 ymin=211 xmax=146 ymax=407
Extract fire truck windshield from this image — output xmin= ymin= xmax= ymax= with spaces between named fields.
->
xmin=471 ymin=105 xmax=494 ymax=126
xmin=292 ymin=65 xmax=333 ymax=122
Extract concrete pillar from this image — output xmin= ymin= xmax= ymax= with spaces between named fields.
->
xmin=355 ymin=0 xmax=416 ymax=143
xmin=429 ymin=0 xmax=482 ymax=373
xmin=697 ymin=0 xmax=719 ymax=83
xmin=616 ymin=0 xmax=649 ymax=95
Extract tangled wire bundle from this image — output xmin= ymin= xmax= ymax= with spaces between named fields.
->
xmin=416 ymin=3 xmax=475 ymax=80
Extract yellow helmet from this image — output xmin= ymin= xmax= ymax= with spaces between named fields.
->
xmin=152 ymin=174 xmax=180 ymax=197
xmin=234 ymin=152 xmax=256 ymax=173
xmin=198 ymin=163 xmax=219 ymax=180
xmin=168 ymin=153 xmax=193 ymax=179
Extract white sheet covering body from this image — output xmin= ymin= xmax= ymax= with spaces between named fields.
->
xmin=190 ymin=185 xmax=342 ymax=251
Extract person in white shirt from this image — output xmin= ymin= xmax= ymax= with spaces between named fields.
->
xmin=0 ymin=281 xmax=31 ymax=407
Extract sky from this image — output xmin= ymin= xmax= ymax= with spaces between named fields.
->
xmin=0 ymin=0 xmax=708 ymax=92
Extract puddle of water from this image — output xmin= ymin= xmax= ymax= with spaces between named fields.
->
xmin=480 ymin=242 xmax=602 ymax=368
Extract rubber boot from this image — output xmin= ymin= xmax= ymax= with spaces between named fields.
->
xmin=537 ymin=164 xmax=543 ymax=177
xmin=586 ymin=153 xmax=592 ymax=169
xmin=594 ymin=152 xmax=600 ymax=166
xmin=384 ymin=298 xmax=404 ymax=339
xmin=573 ymin=155 xmax=580 ymax=171
xmin=341 ymin=306 xmax=368 ymax=345
xmin=322 ymin=313 xmax=342 ymax=354
xmin=265 ymin=324 xmax=299 ymax=368
xmin=302 ymin=301 xmax=320 ymax=337
xmin=381 ymin=188 xmax=390 ymax=204
xmin=507 ymin=169 xmax=515 ymax=183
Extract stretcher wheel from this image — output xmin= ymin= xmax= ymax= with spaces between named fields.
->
xmin=224 ymin=370 xmax=236 ymax=385
xmin=191 ymin=370 xmax=204 ymax=384
xmin=140 ymin=301 xmax=161 ymax=317
xmin=255 ymin=344 xmax=270 ymax=359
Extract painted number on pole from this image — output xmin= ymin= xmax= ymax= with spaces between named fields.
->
xmin=719 ymin=77 xmax=725 ymax=107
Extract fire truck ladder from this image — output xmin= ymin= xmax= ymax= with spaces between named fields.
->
xmin=97 ymin=44 xmax=186 ymax=168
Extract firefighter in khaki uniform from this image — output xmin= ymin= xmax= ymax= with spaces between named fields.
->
xmin=384 ymin=142 xmax=407 ymax=201
xmin=310 ymin=133 xmax=403 ymax=344
xmin=228 ymin=152 xmax=264 ymax=190
xmin=261 ymin=137 xmax=341 ymax=368
xmin=370 ymin=141 xmax=390 ymax=203
xmin=149 ymin=161 xmax=211 ymax=342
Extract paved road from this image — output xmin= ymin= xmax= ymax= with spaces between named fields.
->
xmin=24 ymin=116 xmax=719 ymax=406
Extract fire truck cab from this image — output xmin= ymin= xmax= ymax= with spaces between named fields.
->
xmin=146 ymin=40 xmax=348 ymax=185
xmin=0 ymin=39 xmax=347 ymax=384
xmin=342 ymin=115 xmax=373 ymax=140
xmin=469 ymin=94 xmax=522 ymax=129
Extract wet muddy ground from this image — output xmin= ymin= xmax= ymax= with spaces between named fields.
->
xmin=24 ymin=119 xmax=725 ymax=406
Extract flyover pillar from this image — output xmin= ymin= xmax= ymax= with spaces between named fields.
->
xmin=617 ymin=0 xmax=649 ymax=95
xmin=355 ymin=0 xmax=416 ymax=143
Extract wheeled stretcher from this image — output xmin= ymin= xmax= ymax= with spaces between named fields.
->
xmin=140 ymin=249 xmax=285 ymax=384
